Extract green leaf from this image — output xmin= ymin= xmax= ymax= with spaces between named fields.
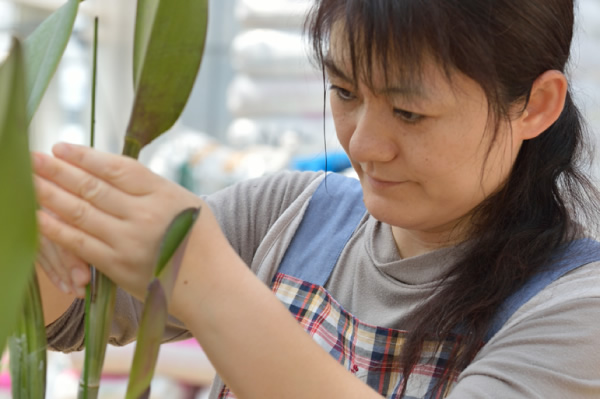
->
xmin=23 ymin=0 xmax=80 ymax=123
xmin=125 ymin=207 xmax=199 ymax=398
xmin=125 ymin=279 xmax=168 ymax=399
xmin=133 ymin=0 xmax=160 ymax=91
xmin=8 ymin=274 xmax=47 ymax=399
xmin=125 ymin=0 xmax=209 ymax=152
xmin=0 ymin=39 xmax=38 ymax=351
xmin=155 ymin=207 xmax=200 ymax=278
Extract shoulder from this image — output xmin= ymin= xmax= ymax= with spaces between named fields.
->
xmin=501 ymin=258 xmax=600 ymax=332
xmin=204 ymin=170 xmax=324 ymax=209
xmin=201 ymin=171 xmax=326 ymax=267
xmin=450 ymin=260 xmax=600 ymax=398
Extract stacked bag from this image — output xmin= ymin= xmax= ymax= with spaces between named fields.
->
xmin=226 ymin=0 xmax=338 ymax=155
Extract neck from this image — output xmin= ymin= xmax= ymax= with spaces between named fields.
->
xmin=391 ymin=224 xmax=468 ymax=259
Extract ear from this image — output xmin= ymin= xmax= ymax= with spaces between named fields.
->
xmin=513 ymin=70 xmax=568 ymax=141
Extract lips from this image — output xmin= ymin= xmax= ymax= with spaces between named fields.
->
xmin=364 ymin=174 xmax=406 ymax=189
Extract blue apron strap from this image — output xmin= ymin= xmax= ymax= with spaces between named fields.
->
xmin=486 ymin=238 xmax=600 ymax=341
xmin=277 ymin=173 xmax=366 ymax=286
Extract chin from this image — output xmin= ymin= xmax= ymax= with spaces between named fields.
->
xmin=362 ymin=192 xmax=423 ymax=228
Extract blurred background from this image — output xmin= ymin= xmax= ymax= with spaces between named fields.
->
xmin=0 ymin=0 xmax=599 ymax=397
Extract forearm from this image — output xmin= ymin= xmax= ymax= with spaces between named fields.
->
xmin=170 ymin=209 xmax=379 ymax=399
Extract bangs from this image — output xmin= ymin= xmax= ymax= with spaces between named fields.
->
xmin=305 ymin=0 xmax=455 ymax=91
xmin=305 ymin=0 xmax=512 ymax=122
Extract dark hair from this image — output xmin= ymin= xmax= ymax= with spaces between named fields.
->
xmin=306 ymin=0 xmax=600 ymax=395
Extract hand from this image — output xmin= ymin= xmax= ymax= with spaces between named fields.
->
xmin=36 ymin=230 xmax=89 ymax=298
xmin=33 ymin=142 xmax=203 ymax=299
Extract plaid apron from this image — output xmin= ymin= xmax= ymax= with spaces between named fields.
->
xmin=219 ymin=174 xmax=600 ymax=398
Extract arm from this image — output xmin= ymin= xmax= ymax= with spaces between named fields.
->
xmin=37 ymin=264 xmax=77 ymax=326
xmin=33 ymin=143 xmax=380 ymax=398
xmin=170 ymin=206 xmax=379 ymax=398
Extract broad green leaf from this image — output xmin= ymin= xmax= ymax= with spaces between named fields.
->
xmin=23 ymin=0 xmax=80 ymax=123
xmin=0 ymin=39 xmax=38 ymax=351
xmin=133 ymin=0 xmax=160 ymax=91
xmin=125 ymin=0 xmax=209 ymax=154
xmin=126 ymin=207 xmax=199 ymax=398
xmin=155 ymin=207 xmax=200 ymax=278
xmin=125 ymin=279 xmax=167 ymax=399
xmin=8 ymin=274 xmax=47 ymax=399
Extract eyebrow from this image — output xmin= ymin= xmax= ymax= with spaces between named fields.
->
xmin=323 ymin=55 xmax=430 ymax=101
xmin=323 ymin=56 xmax=353 ymax=83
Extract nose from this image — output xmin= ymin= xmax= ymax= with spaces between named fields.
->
xmin=349 ymin=104 xmax=398 ymax=164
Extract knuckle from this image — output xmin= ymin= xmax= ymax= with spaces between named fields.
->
xmin=137 ymin=208 xmax=160 ymax=226
xmin=73 ymin=234 xmax=87 ymax=253
xmin=71 ymin=202 xmax=89 ymax=227
xmin=104 ymin=158 xmax=126 ymax=181
xmin=78 ymin=175 xmax=103 ymax=201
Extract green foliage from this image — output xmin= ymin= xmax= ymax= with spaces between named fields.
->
xmin=126 ymin=207 xmax=200 ymax=399
xmin=0 ymin=1 xmax=209 ymax=397
xmin=133 ymin=0 xmax=160 ymax=91
xmin=125 ymin=280 xmax=167 ymax=399
xmin=125 ymin=0 xmax=209 ymax=155
xmin=23 ymin=0 xmax=80 ymax=123
xmin=154 ymin=207 xmax=201 ymax=279
xmin=79 ymin=272 xmax=117 ymax=399
xmin=83 ymin=2 xmax=210 ymax=397
xmin=8 ymin=275 xmax=47 ymax=398
xmin=0 ymin=39 xmax=38 ymax=352
xmin=78 ymin=18 xmax=113 ymax=399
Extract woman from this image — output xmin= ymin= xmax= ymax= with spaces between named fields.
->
xmin=35 ymin=0 xmax=600 ymax=397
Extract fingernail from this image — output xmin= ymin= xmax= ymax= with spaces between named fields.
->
xmin=71 ymin=268 xmax=88 ymax=286
xmin=75 ymin=287 xmax=87 ymax=298
xmin=53 ymin=142 xmax=70 ymax=157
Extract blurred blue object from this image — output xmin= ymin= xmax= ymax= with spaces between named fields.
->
xmin=290 ymin=151 xmax=351 ymax=172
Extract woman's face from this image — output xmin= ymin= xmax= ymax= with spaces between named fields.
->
xmin=327 ymin=40 xmax=524 ymax=251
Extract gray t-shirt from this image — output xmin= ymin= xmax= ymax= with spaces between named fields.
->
xmin=48 ymin=171 xmax=600 ymax=398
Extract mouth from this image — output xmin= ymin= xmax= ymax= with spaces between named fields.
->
xmin=364 ymin=174 xmax=407 ymax=189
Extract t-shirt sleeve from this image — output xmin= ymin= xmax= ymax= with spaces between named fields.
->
xmin=448 ymin=265 xmax=600 ymax=398
xmin=47 ymin=170 xmax=322 ymax=352
xmin=203 ymin=170 xmax=322 ymax=267
xmin=47 ymin=287 xmax=193 ymax=352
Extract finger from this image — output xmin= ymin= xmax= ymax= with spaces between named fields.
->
xmin=35 ymin=175 xmax=121 ymax=247
xmin=50 ymin=142 xmax=160 ymax=195
xmin=38 ymin=235 xmax=69 ymax=289
xmin=33 ymin=152 xmax=133 ymax=219
xmin=36 ymin=236 xmax=89 ymax=297
xmin=37 ymin=209 xmax=115 ymax=278
xmin=69 ymin=263 xmax=90 ymax=298
xmin=35 ymin=254 xmax=71 ymax=294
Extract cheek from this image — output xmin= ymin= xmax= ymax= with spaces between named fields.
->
xmin=332 ymin=110 xmax=354 ymax=152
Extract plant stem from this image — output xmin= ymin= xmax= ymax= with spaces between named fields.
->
xmin=90 ymin=16 xmax=98 ymax=148
xmin=79 ymin=270 xmax=116 ymax=399
xmin=79 ymin=17 xmax=117 ymax=399
xmin=122 ymin=136 xmax=142 ymax=159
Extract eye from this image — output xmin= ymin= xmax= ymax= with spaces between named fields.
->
xmin=329 ymin=84 xmax=356 ymax=101
xmin=394 ymin=109 xmax=424 ymax=124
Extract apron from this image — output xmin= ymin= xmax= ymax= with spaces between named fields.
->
xmin=219 ymin=173 xmax=600 ymax=398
